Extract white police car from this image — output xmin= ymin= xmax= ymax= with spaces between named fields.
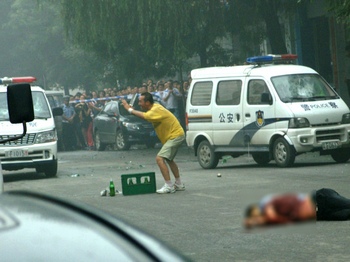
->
xmin=186 ymin=54 xmax=350 ymax=168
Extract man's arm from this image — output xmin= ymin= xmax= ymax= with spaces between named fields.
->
xmin=120 ymin=99 xmax=145 ymax=119
xmin=263 ymin=204 xmax=291 ymax=224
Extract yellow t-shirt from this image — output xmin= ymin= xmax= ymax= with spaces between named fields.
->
xmin=143 ymin=103 xmax=184 ymax=144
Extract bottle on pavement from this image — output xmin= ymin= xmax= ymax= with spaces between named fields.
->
xmin=109 ymin=179 xmax=115 ymax=197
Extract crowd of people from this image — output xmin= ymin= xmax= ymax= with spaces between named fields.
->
xmin=60 ymin=79 xmax=190 ymax=152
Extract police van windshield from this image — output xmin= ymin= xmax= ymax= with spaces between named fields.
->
xmin=0 ymin=91 xmax=51 ymax=121
xmin=271 ymin=74 xmax=339 ymax=103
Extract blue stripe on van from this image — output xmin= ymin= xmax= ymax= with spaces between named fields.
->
xmin=229 ymin=118 xmax=290 ymax=146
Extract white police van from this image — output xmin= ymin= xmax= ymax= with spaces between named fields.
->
xmin=0 ymin=77 xmax=61 ymax=181
xmin=186 ymin=54 xmax=350 ymax=168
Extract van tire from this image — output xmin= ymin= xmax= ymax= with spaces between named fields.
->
xmin=94 ymin=131 xmax=106 ymax=151
xmin=197 ymin=140 xmax=219 ymax=169
xmin=252 ymin=153 xmax=270 ymax=166
xmin=331 ymin=149 xmax=350 ymax=163
xmin=273 ymin=137 xmax=295 ymax=167
xmin=115 ymin=130 xmax=130 ymax=150
xmin=37 ymin=160 xmax=57 ymax=177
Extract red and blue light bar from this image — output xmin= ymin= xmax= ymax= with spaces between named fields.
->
xmin=246 ymin=54 xmax=298 ymax=64
xmin=0 ymin=76 xmax=36 ymax=84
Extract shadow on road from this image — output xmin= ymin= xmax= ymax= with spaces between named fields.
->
xmin=3 ymin=171 xmax=50 ymax=183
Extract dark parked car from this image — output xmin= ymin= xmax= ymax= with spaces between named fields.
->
xmin=93 ymin=101 xmax=159 ymax=151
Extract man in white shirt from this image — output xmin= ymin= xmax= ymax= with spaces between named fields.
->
xmin=163 ymin=80 xmax=182 ymax=119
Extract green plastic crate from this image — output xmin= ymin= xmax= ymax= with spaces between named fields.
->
xmin=121 ymin=172 xmax=156 ymax=195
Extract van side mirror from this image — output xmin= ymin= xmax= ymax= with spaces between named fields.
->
xmin=52 ymin=107 xmax=63 ymax=117
xmin=0 ymin=84 xmax=34 ymax=144
xmin=7 ymin=84 xmax=34 ymax=123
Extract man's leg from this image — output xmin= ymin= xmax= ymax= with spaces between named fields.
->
xmin=167 ymin=159 xmax=185 ymax=191
xmin=155 ymin=155 xmax=175 ymax=194
xmin=156 ymin=155 xmax=171 ymax=181
xmin=166 ymin=159 xmax=180 ymax=179
xmin=155 ymin=136 xmax=185 ymax=193
xmin=316 ymin=188 xmax=350 ymax=220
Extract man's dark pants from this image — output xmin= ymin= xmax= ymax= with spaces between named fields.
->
xmin=62 ymin=122 xmax=77 ymax=151
xmin=315 ymin=188 xmax=350 ymax=221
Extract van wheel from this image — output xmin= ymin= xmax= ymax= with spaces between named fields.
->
xmin=273 ymin=137 xmax=295 ymax=167
xmin=252 ymin=153 xmax=270 ymax=166
xmin=94 ymin=131 xmax=106 ymax=151
xmin=197 ymin=140 xmax=219 ymax=169
xmin=331 ymin=149 xmax=350 ymax=163
xmin=37 ymin=160 xmax=57 ymax=177
xmin=115 ymin=130 xmax=130 ymax=150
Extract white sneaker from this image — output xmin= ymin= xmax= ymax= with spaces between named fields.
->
xmin=174 ymin=183 xmax=185 ymax=191
xmin=156 ymin=184 xmax=175 ymax=194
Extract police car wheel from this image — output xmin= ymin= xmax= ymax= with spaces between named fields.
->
xmin=331 ymin=149 xmax=350 ymax=163
xmin=252 ymin=153 xmax=270 ymax=166
xmin=197 ymin=140 xmax=219 ymax=169
xmin=273 ymin=137 xmax=295 ymax=167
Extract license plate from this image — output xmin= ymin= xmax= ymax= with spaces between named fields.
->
xmin=322 ymin=141 xmax=340 ymax=150
xmin=5 ymin=150 xmax=28 ymax=158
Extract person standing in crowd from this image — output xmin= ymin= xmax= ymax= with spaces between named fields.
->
xmin=74 ymin=94 xmax=88 ymax=149
xmin=89 ymin=90 xmax=103 ymax=118
xmin=82 ymin=94 xmax=94 ymax=150
xmin=163 ymin=80 xmax=182 ymax=119
xmin=155 ymin=82 xmax=166 ymax=106
xmin=182 ymin=81 xmax=190 ymax=101
xmin=138 ymin=84 xmax=147 ymax=94
xmin=126 ymin=86 xmax=133 ymax=100
xmin=61 ymin=96 xmax=77 ymax=151
xmin=121 ymin=92 xmax=185 ymax=194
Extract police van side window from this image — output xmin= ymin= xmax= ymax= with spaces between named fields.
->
xmin=248 ymin=80 xmax=271 ymax=105
xmin=216 ymin=80 xmax=242 ymax=105
xmin=191 ymin=81 xmax=213 ymax=106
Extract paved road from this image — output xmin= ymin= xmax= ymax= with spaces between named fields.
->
xmin=3 ymin=145 xmax=350 ymax=261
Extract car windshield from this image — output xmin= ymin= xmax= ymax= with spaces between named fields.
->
xmin=0 ymin=91 xmax=51 ymax=121
xmin=271 ymin=74 xmax=339 ymax=102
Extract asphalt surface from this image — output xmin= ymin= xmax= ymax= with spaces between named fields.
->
xmin=3 ymin=144 xmax=350 ymax=261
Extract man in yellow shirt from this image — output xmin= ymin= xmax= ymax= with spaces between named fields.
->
xmin=121 ymin=92 xmax=185 ymax=194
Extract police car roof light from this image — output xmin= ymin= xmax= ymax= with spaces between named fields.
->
xmin=246 ymin=54 xmax=298 ymax=64
xmin=0 ymin=76 xmax=36 ymax=85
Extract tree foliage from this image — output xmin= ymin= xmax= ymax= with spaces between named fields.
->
xmin=2 ymin=0 xmax=349 ymax=90
xmin=56 ymin=0 xmax=227 ymax=83
xmin=326 ymin=0 xmax=350 ymax=27
xmin=0 ymin=0 xmax=104 ymax=91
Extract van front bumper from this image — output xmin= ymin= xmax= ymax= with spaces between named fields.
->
xmin=0 ymin=142 xmax=57 ymax=171
xmin=287 ymin=125 xmax=350 ymax=153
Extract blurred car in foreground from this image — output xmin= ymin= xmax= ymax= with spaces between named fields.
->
xmin=93 ymin=101 xmax=159 ymax=151
xmin=0 ymin=190 xmax=188 ymax=261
